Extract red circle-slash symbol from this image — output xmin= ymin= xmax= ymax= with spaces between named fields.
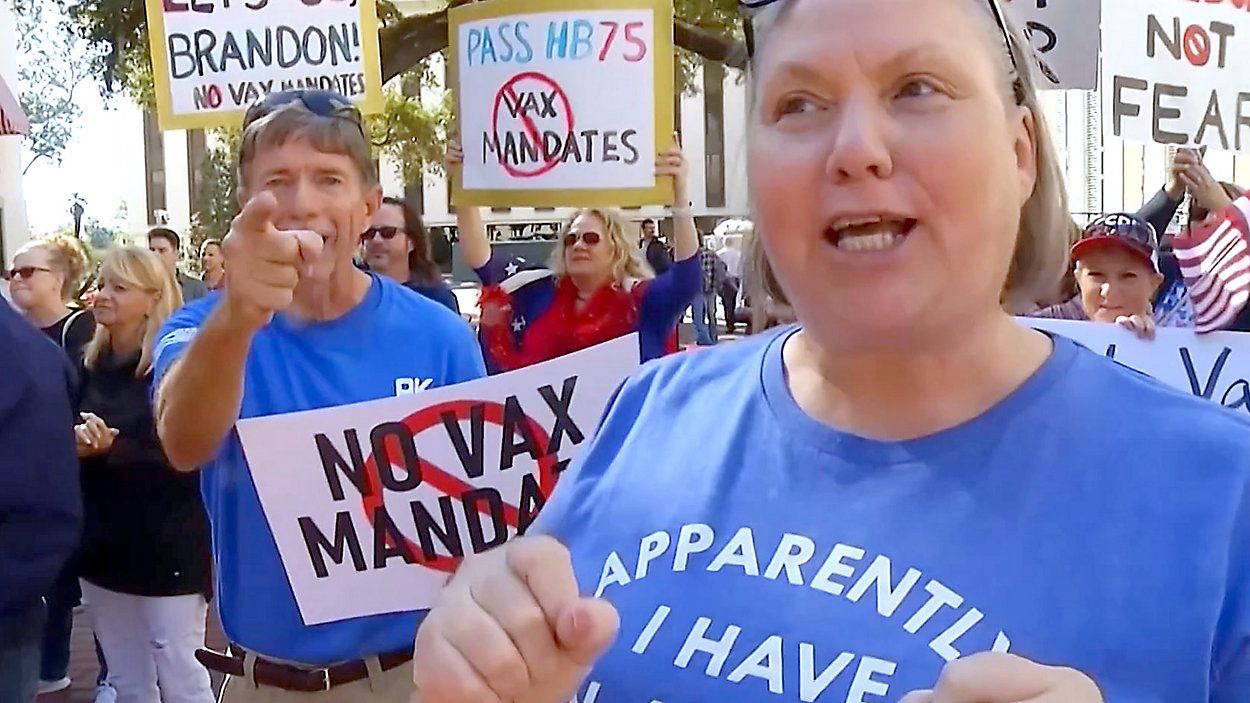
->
xmin=360 ymin=400 xmax=560 ymax=573
xmin=491 ymin=71 xmax=575 ymax=178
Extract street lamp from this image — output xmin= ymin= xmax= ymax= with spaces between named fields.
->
xmin=70 ymin=199 xmax=85 ymax=239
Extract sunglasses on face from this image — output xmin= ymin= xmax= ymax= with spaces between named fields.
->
xmin=361 ymin=226 xmax=403 ymax=243
xmin=564 ymin=231 xmax=602 ymax=248
xmin=3 ymin=266 xmax=51 ymax=281
xmin=244 ymin=89 xmax=365 ymax=136
xmin=739 ymin=0 xmax=1021 ymax=99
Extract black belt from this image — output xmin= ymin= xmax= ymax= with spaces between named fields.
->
xmin=195 ymin=645 xmax=412 ymax=693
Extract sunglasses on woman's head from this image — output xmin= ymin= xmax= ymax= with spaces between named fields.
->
xmin=3 ymin=266 xmax=51 ymax=280
xmin=243 ymin=89 xmax=365 ymax=137
xmin=361 ymin=226 xmax=402 ymax=243
xmin=564 ymin=231 xmax=602 ymax=248
xmin=738 ymin=0 xmax=1020 ymax=77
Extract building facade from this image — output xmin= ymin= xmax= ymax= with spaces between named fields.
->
xmin=0 ymin=0 xmax=29 ymax=265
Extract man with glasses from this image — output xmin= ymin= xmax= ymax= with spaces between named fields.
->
xmin=151 ymin=90 xmax=485 ymax=702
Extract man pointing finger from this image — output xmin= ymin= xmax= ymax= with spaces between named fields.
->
xmin=152 ymin=90 xmax=485 ymax=703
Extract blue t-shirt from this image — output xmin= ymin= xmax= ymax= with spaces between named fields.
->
xmin=537 ymin=327 xmax=1250 ymax=702
xmin=404 ymin=279 xmax=460 ymax=315
xmin=152 ymin=275 xmax=485 ymax=665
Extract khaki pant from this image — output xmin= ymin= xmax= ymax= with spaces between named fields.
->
xmin=218 ymin=659 xmax=414 ymax=703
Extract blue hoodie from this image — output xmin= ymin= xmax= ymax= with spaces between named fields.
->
xmin=0 ymin=301 xmax=81 ymax=644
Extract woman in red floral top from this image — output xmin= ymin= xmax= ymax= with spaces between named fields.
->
xmin=447 ymin=139 xmax=701 ymax=373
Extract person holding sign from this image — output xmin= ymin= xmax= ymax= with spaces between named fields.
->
xmin=412 ymin=1 xmax=1250 ymax=702
xmin=446 ymin=139 xmax=700 ymax=373
xmin=151 ymin=90 xmax=485 ymax=702
xmin=1029 ymin=214 xmax=1169 ymax=338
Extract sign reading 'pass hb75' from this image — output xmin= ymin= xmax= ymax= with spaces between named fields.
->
xmin=449 ymin=0 xmax=675 ymax=208
xmin=144 ymin=0 xmax=385 ymax=131
xmin=236 ymin=336 xmax=638 ymax=626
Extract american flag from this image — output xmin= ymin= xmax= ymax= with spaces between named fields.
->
xmin=0 ymin=74 xmax=30 ymax=137
xmin=1174 ymin=196 xmax=1250 ymax=333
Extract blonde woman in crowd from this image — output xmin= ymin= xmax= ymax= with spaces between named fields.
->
xmin=446 ymin=140 xmax=700 ymax=372
xmin=75 ymin=247 xmax=214 ymax=703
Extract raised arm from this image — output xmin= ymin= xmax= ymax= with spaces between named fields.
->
xmin=155 ymin=192 xmax=320 ymax=471
xmin=1136 ymin=150 xmax=1190 ymax=236
xmin=154 ymin=307 xmax=256 ymax=471
xmin=659 ymin=138 xmax=699 ymax=263
xmin=446 ymin=140 xmax=492 ymax=270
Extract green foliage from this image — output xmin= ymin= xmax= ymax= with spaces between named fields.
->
xmin=12 ymin=1 xmax=103 ymax=173
xmin=189 ymin=128 xmax=241 ymax=256
xmin=367 ymin=70 xmax=455 ymax=187
xmin=52 ymin=0 xmax=743 ymax=203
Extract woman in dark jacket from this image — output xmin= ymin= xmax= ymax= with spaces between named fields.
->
xmin=74 ymin=247 xmax=214 ymax=703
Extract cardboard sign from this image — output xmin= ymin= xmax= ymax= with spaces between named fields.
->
xmin=1102 ymin=0 xmax=1250 ymax=151
xmin=236 ymin=335 xmax=639 ymax=625
xmin=1003 ymin=0 xmax=1100 ymax=90
xmin=144 ymin=0 xmax=385 ymax=131
xmin=448 ymin=0 xmax=675 ymax=208
xmin=1027 ymin=318 xmax=1250 ymax=412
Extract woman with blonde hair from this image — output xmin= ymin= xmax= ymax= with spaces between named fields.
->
xmin=446 ymin=140 xmax=700 ymax=373
xmin=74 ymin=247 xmax=214 ymax=703
xmin=7 ymin=234 xmax=95 ymax=361
xmin=412 ymin=0 xmax=1250 ymax=701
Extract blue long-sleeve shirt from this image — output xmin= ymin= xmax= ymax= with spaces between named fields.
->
xmin=0 ymin=302 xmax=81 ymax=644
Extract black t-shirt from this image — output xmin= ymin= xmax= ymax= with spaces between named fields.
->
xmin=40 ymin=309 xmax=96 ymax=366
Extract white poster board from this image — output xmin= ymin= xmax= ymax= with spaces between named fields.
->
xmin=1003 ymin=0 xmax=1101 ymax=90
xmin=145 ymin=0 xmax=385 ymax=130
xmin=1027 ymin=318 xmax=1250 ymax=411
xmin=1102 ymin=0 xmax=1250 ymax=151
xmin=449 ymin=0 xmax=675 ymax=208
xmin=236 ymin=335 xmax=639 ymax=625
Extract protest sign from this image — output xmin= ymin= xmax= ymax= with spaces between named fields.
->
xmin=236 ymin=335 xmax=639 ymax=625
xmin=448 ymin=0 xmax=675 ymax=208
xmin=1002 ymin=0 xmax=1100 ymax=90
xmin=1102 ymin=0 xmax=1250 ymax=151
xmin=144 ymin=0 xmax=385 ymax=131
xmin=1026 ymin=318 xmax=1250 ymax=412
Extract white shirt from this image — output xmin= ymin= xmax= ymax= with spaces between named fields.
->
xmin=716 ymin=247 xmax=742 ymax=278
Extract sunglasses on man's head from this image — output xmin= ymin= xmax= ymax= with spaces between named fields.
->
xmin=244 ymin=89 xmax=365 ymax=136
xmin=738 ymin=0 xmax=1020 ymax=77
xmin=361 ymin=226 xmax=403 ymax=243
xmin=3 ymin=265 xmax=51 ymax=280
xmin=564 ymin=231 xmax=602 ymax=248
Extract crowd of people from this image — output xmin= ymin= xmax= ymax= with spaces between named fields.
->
xmin=2 ymin=0 xmax=1250 ymax=702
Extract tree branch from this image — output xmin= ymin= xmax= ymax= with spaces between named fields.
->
xmin=379 ymin=10 xmax=450 ymax=84
xmin=378 ymin=11 xmax=746 ymax=84
xmin=675 ymin=19 xmax=748 ymax=71
xmin=23 ymin=153 xmax=48 ymax=175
